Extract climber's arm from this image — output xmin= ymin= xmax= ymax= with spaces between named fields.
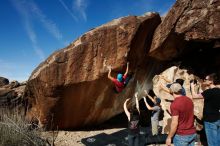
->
xmin=160 ymin=83 xmax=171 ymax=94
xmin=135 ymin=92 xmax=140 ymax=113
xmin=123 ymin=98 xmax=131 ymax=121
xmin=143 ymin=97 xmax=154 ymax=110
xmin=165 ymin=99 xmax=174 ymax=102
xmin=160 ymin=75 xmax=172 ymax=83
xmin=190 ymin=82 xmax=204 ymax=99
xmin=107 ymin=66 xmax=114 ymax=81
xmin=144 ymin=90 xmax=156 ymax=104
xmin=124 ymin=62 xmax=129 ymax=76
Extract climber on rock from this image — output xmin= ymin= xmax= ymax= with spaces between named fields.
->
xmin=107 ymin=62 xmax=130 ymax=93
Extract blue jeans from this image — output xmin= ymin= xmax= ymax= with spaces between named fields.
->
xmin=139 ymin=126 xmax=151 ymax=146
xmin=204 ymin=119 xmax=220 ymax=146
xmin=128 ymin=134 xmax=139 ymax=146
xmin=173 ymin=133 xmax=196 ymax=146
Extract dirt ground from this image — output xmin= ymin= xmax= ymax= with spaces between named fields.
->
xmin=43 ymin=128 xmax=172 ymax=146
xmin=41 ymin=113 xmax=203 ymax=146
xmin=44 ymin=128 xmax=125 ymax=146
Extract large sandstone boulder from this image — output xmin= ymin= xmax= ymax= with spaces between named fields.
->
xmin=25 ymin=13 xmax=161 ymax=129
xmin=152 ymin=66 xmax=204 ymax=133
xmin=149 ymin=0 xmax=220 ymax=60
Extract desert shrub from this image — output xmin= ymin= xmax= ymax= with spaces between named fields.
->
xmin=0 ymin=107 xmax=50 ymax=146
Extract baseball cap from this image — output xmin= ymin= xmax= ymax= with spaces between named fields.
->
xmin=170 ymin=83 xmax=182 ymax=94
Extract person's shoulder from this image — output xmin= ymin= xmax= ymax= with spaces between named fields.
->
xmin=174 ymin=96 xmax=184 ymax=100
xmin=170 ymin=101 xmax=178 ymax=109
xmin=179 ymin=95 xmax=191 ymax=101
xmin=171 ymin=98 xmax=181 ymax=106
xmin=202 ymin=88 xmax=212 ymax=95
xmin=153 ymin=105 xmax=160 ymax=109
xmin=212 ymin=87 xmax=220 ymax=91
xmin=123 ymin=74 xmax=127 ymax=78
xmin=204 ymin=87 xmax=220 ymax=94
xmin=112 ymin=78 xmax=117 ymax=82
xmin=183 ymin=96 xmax=194 ymax=103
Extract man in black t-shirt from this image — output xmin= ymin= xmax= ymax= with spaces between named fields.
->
xmin=190 ymin=73 xmax=220 ymax=146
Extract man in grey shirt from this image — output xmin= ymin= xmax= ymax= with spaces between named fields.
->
xmin=143 ymin=90 xmax=161 ymax=135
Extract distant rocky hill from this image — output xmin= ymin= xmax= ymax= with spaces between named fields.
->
xmin=0 ymin=77 xmax=26 ymax=108
xmin=24 ymin=0 xmax=220 ymax=130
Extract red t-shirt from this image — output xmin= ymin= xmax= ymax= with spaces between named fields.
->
xmin=112 ymin=74 xmax=127 ymax=92
xmin=170 ymin=96 xmax=196 ymax=135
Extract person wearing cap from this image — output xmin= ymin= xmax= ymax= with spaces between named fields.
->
xmin=190 ymin=73 xmax=220 ymax=146
xmin=160 ymin=76 xmax=186 ymax=96
xmin=166 ymin=83 xmax=196 ymax=146
xmin=143 ymin=89 xmax=161 ymax=136
xmin=108 ymin=62 xmax=129 ymax=93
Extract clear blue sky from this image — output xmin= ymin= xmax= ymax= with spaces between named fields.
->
xmin=0 ymin=0 xmax=175 ymax=82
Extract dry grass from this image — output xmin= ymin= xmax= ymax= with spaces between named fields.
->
xmin=0 ymin=107 xmax=50 ymax=146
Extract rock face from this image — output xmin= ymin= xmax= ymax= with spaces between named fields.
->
xmin=0 ymin=80 xmax=26 ymax=108
xmin=152 ymin=66 xmax=204 ymax=133
xmin=149 ymin=0 xmax=220 ymax=61
xmin=0 ymin=77 xmax=9 ymax=87
xmin=24 ymin=0 xmax=220 ymax=130
xmin=147 ymin=0 xmax=220 ymax=133
xmin=25 ymin=13 xmax=161 ymax=129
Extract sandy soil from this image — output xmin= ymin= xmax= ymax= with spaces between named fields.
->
xmin=57 ymin=128 xmax=126 ymax=146
xmin=43 ymin=128 xmax=172 ymax=146
xmin=44 ymin=128 xmax=125 ymax=146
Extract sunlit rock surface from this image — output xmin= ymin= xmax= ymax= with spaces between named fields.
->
xmin=25 ymin=13 xmax=161 ymax=129
xmin=149 ymin=0 xmax=220 ymax=60
xmin=153 ymin=66 xmax=204 ymax=133
xmin=0 ymin=77 xmax=9 ymax=87
xmin=0 ymin=79 xmax=26 ymax=108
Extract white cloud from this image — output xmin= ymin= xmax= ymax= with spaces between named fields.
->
xmin=72 ymin=0 xmax=88 ymax=21
xmin=11 ymin=0 xmax=45 ymax=61
xmin=11 ymin=0 xmax=69 ymax=60
xmin=58 ymin=0 xmax=88 ymax=22
xmin=28 ymin=1 xmax=63 ymax=41
xmin=58 ymin=0 xmax=78 ymax=21
xmin=25 ymin=19 xmax=45 ymax=60
xmin=73 ymin=0 xmax=88 ymax=21
xmin=24 ymin=19 xmax=37 ymax=44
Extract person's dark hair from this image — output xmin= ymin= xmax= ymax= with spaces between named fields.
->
xmin=130 ymin=106 xmax=139 ymax=116
xmin=155 ymin=98 xmax=161 ymax=105
xmin=148 ymin=89 xmax=155 ymax=97
xmin=190 ymin=79 xmax=197 ymax=84
xmin=175 ymin=79 xmax=184 ymax=86
xmin=139 ymin=98 xmax=147 ymax=110
xmin=207 ymin=73 xmax=220 ymax=85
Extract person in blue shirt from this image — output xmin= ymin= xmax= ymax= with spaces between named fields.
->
xmin=143 ymin=90 xmax=161 ymax=136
